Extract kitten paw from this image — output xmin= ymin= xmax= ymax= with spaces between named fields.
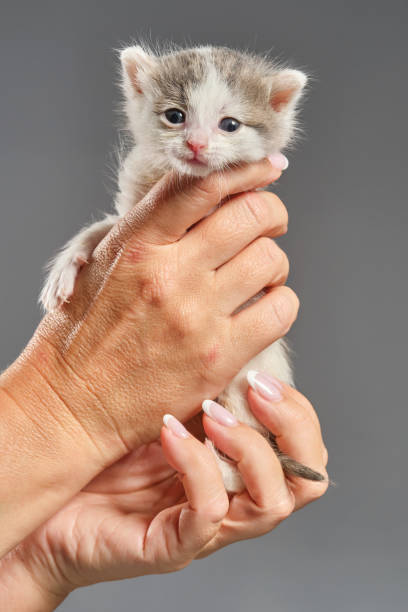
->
xmin=40 ymin=254 xmax=87 ymax=311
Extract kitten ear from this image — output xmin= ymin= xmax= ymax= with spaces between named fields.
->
xmin=120 ymin=45 xmax=157 ymax=97
xmin=268 ymin=69 xmax=307 ymax=112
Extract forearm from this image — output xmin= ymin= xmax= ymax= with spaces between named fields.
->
xmin=0 ymin=547 xmax=67 ymax=611
xmin=0 ymin=338 xmax=116 ymax=557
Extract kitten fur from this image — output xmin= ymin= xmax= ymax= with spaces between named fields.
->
xmin=40 ymin=43 xmax=324 ymax=491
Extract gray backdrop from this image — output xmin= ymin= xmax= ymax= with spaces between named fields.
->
xmin=1 ymin=1 xmax=407 ymax=610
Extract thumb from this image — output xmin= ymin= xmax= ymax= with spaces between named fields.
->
xmin=110 ymin=158 xmax=281 ymax=249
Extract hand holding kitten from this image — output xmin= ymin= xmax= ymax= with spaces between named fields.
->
xmin=33 ymin=159 xmax=294 ymax=453
xmin=0 ymin=157 xmax=295 ymax=557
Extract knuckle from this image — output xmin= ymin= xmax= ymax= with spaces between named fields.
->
xmin=303 ymin=478 xmax=329 ymax=502
xmin=133 ymin=259 xmax=179 ymax=308
xmin=173 ymin=306 xmax=201 ymax=340
xmin=241 ymin=192 xmax=270 ymax=227
xmin=274 ymin=196 xmax=289 ymax=228
xmin=195 ymin=337 xmax=227 ymax=386
xmin=256 ymin=237 xmax=281 ymax=261
xmin=193 ymin=175 xmax=219 ymax=201
xmin=170 ymin=301 xmax=220 ymax=349
xmin=172 ymin=558 xmax=192 ymax=572
xmin=293 ymin=390 xmax=315 ymax=412
xmin=281 ymin=250 xmax=290 ymax=274
xmin=260 ymin=192 xmax=289 ymax=228
xmin=278 ymin=253 xmax=290 ymax=282
xmin=255 ymin=238 xmax=289 ymax=278
xmin=197 ymin=340 xmax=221 ymax=371
xmin=138 ymin=271 xmax=172 ymax=307
xmin=286 ymin=287 xmax=300 ymax=314
xmin=271 ymin=288 xmax=299 ymax=333
xmin=271 ymin=495 xmax=295 ymax=522
xmin=291 ymin=391 xmax=322 ymax=429
xmin=199 ymin=492 xmax=229 ymax=524
xmin=287 ymin=401 xmax=315 ymax=429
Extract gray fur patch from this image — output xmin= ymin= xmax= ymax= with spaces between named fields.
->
xmin=152 ymin=49 xmax=208 ymax=111
xmin=151 ymin=46 xmax=278 ymax=135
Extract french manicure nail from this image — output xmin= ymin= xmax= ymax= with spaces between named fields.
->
xmin=163 ymin=414 xmax=190 ymax=439
xmin=247 ymin=370 xmax=283 ymax=401
xmin=268 ymin=153 xmax=289 ymax=171
xmin=202 ymin=400 xmax=238 ymax=427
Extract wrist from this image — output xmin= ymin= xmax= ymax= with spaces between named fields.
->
xmin=2 ymin=329 xmax=128 ymax=469
xmin=0 ymin=545 xmax=70 ymax=612
xmin=0 ymin=334 xmax=122 ymax=556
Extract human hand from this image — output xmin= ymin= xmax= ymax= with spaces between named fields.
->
xmin=3 ymin=158 xmax=297 ymax=464
xmin=0 ymin=158 xmax=298 ymax=558
xmin=0 ymin=380 xmax=327 ymax=609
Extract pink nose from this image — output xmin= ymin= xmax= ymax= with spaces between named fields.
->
xmin=186 ymin=140 xmax=207 ymax=154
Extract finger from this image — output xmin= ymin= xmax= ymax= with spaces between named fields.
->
xmin=246 ymin=377 xmax=329 ymax=506
xmin=201 ymin=402 xmax=294 ymax=512
xmin=248 ymin=373 xmax=322 ymax=431
xmin=246 ymin=374 xmax=326 ymax=467
xmin=216 ymin=238 xmax=289 ymax=314
xmin=111 ymin=159 xmax=282 ymax=249
xmin=161 ymin=416 xmax=228 ymax=516
xmin=283 ymin=389 xmax=329 ymax=463
xmin=280 ymin=384 xmax=325 ymax=436
xmin=157 ymin=415 xmax=229 ymax=560
xmin=183 ymin=190 xmax=288 ymax=269
xmin=230 ymin=286 xmax=299 ymax=363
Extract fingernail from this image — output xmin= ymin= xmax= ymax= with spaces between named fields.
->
xmin=247 ymin=371 xmax=283 ymax=401
xmin=163 ymin=414 xmax=190 ymax=439
xmin=268 ymin=153 xmax=289 ymax=171
xmin=202 ymin=400 xmax=238 ymax=427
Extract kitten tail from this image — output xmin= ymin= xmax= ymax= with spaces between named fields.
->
xmin=278 ymin=454 xmax=327 ymax=482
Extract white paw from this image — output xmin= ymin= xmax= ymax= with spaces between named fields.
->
xmin=40 ymin=254 xmax=87 ymax=311
xmin=205 ymin=439 xmax=245 ymax=493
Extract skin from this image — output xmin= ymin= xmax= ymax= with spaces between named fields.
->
xmin=0 ymin=158 xmax=299 ymax=558
xmin=0 ymin=384 xmax=328 ymax=610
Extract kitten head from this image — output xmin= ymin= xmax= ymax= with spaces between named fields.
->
xmin=120 ymin=44 xmax=307 ymax=177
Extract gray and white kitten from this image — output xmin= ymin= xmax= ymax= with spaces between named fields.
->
xmin=40 ymin=44 xmax=324 ymax=491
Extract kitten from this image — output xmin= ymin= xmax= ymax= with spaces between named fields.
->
xmin=40 ymin=43 xmax=325 ymax=491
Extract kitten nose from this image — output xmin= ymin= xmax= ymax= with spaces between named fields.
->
xmin=186 ymin=140 xmax=207 ymax=154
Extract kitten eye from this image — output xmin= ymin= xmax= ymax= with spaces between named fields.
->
xmin=219 ymin=117 xmax=241 ymax=132
xmin=164 ymin=108 xmax=185 ymax=124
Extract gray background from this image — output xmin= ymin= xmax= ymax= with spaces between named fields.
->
xmin=1 ymin=0 xmax=407 ymax=610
